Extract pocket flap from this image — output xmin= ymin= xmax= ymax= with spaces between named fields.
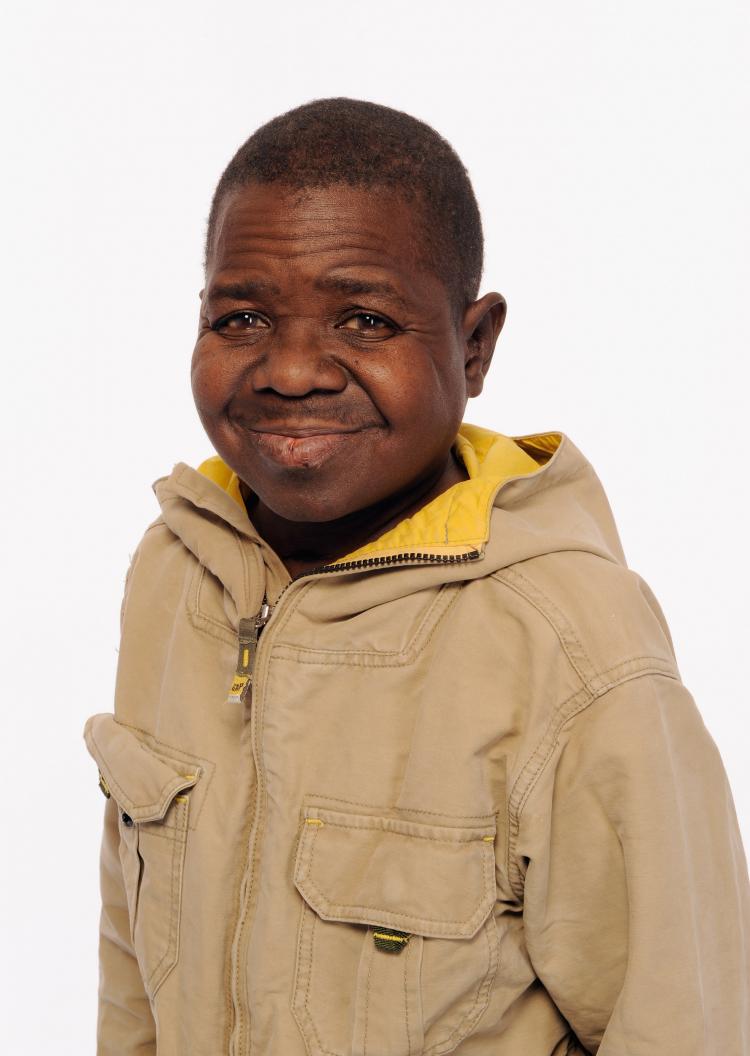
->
xmin=293 ymin=806 xmax=497 ymax=939
xmin=84 ymin=713 xmax=199 ymax=822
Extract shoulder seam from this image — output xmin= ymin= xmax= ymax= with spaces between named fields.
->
xmin=491 ymin=565 xmax=599 ymax=687
xmin=505 ymin=661 xmax=680 ymax=900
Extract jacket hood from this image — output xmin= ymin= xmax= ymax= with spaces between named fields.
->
xmin=152 ymin=423 xmax=626 ymax=616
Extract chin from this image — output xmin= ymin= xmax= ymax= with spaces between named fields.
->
xmin=245 ymin=478 xmax=357 ymax=525
xmin=266 ymin=495 xmax=359 ymax=525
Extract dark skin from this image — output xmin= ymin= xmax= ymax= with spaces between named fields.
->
xmin=192 ymin=181 xmax=506 ymax=578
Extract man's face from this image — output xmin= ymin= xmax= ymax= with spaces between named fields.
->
xmin=192 ymin=181 xmax=500 ymax=523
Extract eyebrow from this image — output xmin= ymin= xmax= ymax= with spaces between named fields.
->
xmin=313 ymin=275 xmax=409 ymax=310
xmin=206 ymin=279 xmax=282 ymax=302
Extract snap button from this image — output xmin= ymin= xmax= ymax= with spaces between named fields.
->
xmin=98 ymin=771 xmax=111 ymax=799
xmin=121 ymin=811 xmax=134 ymax=827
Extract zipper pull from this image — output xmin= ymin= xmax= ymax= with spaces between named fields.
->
xmin=227 ymin=600 xmax=271 ymax=705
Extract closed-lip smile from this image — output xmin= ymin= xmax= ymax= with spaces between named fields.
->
xmin=242 ymin=423 xmax=371 ymax=470
xmin=250 ymin=424 xmax=362 ymax=438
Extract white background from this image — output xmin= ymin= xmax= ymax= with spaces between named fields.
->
xmin=1 ymin=1 xmax=748 ymax=1049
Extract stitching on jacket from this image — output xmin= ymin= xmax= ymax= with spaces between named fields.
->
xmin=585 ymin=655 xmax=676 ymax=695
xmin=510 ymin=657 xmax=678 ymax=825
xmin=101 ymin=721 xmax=216 ymax=829
xmin=136 ymin=822 xmax=182 ymax=841
xmin=274 ymin=580 xmax=316 ymax=637
xmin=403 ymin=939 xmax=411 ymax=1054
xmin=303 ymin=911 xmax=316 ymax=1047
xmin=299 ymin=824 xmax=494 ymax=931
xmin=290 ymin=888 xmax=307 ymax=1036
xmin=89 ymin=726 xmax=185 ymax=815
xmin=302 ymin=912 xmax=339 ymax=1056
xmin=187 ymin=606 xmax=236 ymax=647
xmin=235 ymin=525 xmax=249 ymax=611
xmin=144 ymin=798 xmax=187 ymax=993
xmin=299 ymin=875 xmax=492 ymax=932
xmin=186 ymin=562 xmax=237 ymax=647
xmin=423 ymin=915 xmax=498 ymax=1055
xmin=363 ymin=934 xmax=373 ymax=1054
xmin=193 ymin=565 xmax=228 ymax=631
xmin=506 ymin=660 xmax=680 ymax=899
xmin=274 ymin=652 xmax=431 ymax=670
xmin=302 ymin=818 xmax=493 ymax=844
xmin=491 ymin=567 xmax=597 ymax=686
xmin=178 ymin=522 xmax=261 ymax=645
xmin=128 ymin=736 xmax=215 ymax=830
xmin=303 ymin=794 xmax=496 ymax=823
xmin=390 ymin=611 xmax=504 ymax=824
xmin=168 ymin=470 xmax=200 ymax=499
xmin=225 ymin=784 xmax=260 ymax=1054
xmin=144 ymin=518 xmax=167 ymax=533
xmin=168 ymin=469 xmax=244 ymax=517
xmin=271 ymin=587 xmax=459 ymax=669
xmin=185 ymin=556 xmax=230 ymax=642
xmin=442 ymin=481 xmax=463 ymax=545
xmin=274 ymin=584 xmax=461 ymax=664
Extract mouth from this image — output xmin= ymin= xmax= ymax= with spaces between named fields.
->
xmin=244 ymin=424 xmax=368 ymax=469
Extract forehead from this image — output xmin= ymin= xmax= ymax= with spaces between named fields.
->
xmin=208 ymin=182 xmax=434 ymax=284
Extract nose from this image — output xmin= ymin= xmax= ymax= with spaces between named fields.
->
xmin=251 ymin=320 xmax=347 ymax=397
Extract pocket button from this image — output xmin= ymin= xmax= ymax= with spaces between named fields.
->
xmin=373 ymin=928 xmax=410 ymax=953
xmin=121 ymin=811 xmax=134 ymax=827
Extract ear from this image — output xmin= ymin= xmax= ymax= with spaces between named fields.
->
xmin=461 ymin=292 xmax=506 ymax=398
xmin=198 ymin=288 xmax=205 ymax=299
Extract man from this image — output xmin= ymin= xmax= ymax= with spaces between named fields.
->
xmin=84 ymin=98 xmax=750 ymax=1055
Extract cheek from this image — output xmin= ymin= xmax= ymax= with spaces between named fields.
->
xmin=190 ymin=341 xmax=235 ymax=415
xmin=378 ymin=353 xmax=465 ymax=433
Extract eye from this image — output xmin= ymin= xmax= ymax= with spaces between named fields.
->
xmin=213 ymin=310 xmax=270 ymax=332
xmin=337 ymin=312 xmax=397 ymax=336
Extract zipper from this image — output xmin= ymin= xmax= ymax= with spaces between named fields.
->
xmin=292 ymin=547 xmax=482 ymax=581
xmin=227 ymin=546 xmax=480 ymax=1054
xmin=226 ymin=601 xmax=271 ymax=706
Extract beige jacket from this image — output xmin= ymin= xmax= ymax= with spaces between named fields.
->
xmin=84 ymin=424 xmax=750 ymax=1056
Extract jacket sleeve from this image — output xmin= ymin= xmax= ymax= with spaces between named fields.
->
xmin=519 ymin=671 xmax=750 ymax=1055
xmin=97 ymin=794 xmax=157 ymax=1054
xmin=96 ymin=542 xmax=156 ymax=1054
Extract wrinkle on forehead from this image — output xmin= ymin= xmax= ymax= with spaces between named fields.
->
xmin=209 ymin=184 xmax=430 ymax=275
xmin=214 ymin=217 xmax=414 ymax=254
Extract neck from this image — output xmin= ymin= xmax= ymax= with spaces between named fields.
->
xmin=245 ymin=451 xmax=468 ymax=578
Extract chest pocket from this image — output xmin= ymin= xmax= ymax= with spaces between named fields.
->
xmin=84 ymin=714 xmax=202 ymax=999
xmin=292 ymin=805 xmax=499 ymax=1056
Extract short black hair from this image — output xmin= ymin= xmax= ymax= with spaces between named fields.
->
xmin=204 ymin=97 xmax=484 ymax=319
